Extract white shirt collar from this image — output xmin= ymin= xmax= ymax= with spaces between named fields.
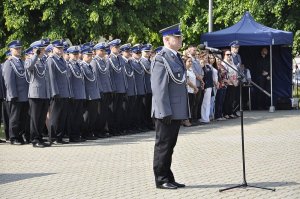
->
xmin=122 ymin=56 xmax=128 ymax=62
xmin=95 ymin=55 xmax=104 ymax=60
xmin=12 ymin=55 xmax=21 ymax=60
xmin=164 ymin=46 xmax=178 ymax=56
xmin=110 ymin=53 xmax=118 ymax=58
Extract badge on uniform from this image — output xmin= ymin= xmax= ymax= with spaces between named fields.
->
xmin=178 ymin=73 xmax=181 ymax=78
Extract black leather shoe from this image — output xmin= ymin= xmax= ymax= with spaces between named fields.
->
xmin=33 ymin=142 xmax=46 ymax=148
xmin=51 ymin=140 xmax=69 ymax=145
xmin=170 ymin=181 xmax=185 ymax=188
xmin=85 ymin=136 xmax=98 ymax=140
xmin=156 ymin=182 xmax=177 ymax=189
xmin=69 ymin=138 xmax=82 ymax=143
xmin=10 ymin=140 xmax=23 ymax=145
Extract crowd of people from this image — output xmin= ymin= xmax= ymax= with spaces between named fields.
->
xmin=0 ymin=37 xmax=270 ymax=148
xmin=180 ymin=42 xmax=255 ymax=127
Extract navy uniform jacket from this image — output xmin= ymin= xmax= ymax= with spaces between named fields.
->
xmin=0 ymin=64 xmax=5 ymax=100
xmin=3 ymin=56 xmax=29 ymax=102
xmin=25 ymin=54 xmax=50 ymax=99
xmin=67 ymin=60 xmax=86 ymax=100
xmin=151 ymin=47 xmax=189 ymax=120
xmin=130 ymin=58 xmax=146 ymax=95
xmin=80 ymin=61 xmax=101 ymax=100
xmin=108 ymin=54 xmax=126 ymax=93
xmin=90 ymin=56 xmax=114 ymax=93
xmin=232 ymin=53 xmax=242 ymax=69
xmin=120 ymin=57 xmax=136 ymax=96
xmin=47 ymin=54 xmax=73 ymax=98
xmin=140 ymin=57 xmax=152 ymax=94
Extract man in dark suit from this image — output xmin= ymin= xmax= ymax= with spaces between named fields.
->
xmin=151 ymin=24 xmax=189 ymax=189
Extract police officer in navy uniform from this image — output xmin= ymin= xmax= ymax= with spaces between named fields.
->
xmin=25 ymin=40 xmax=51 ymax=147
xmin=80 ymin=46 xmax=101 ymax=140
xmin=66 ymin=46 xmax=87 ymax=142
xmin=119 ymin=43 xmax=138 ymax=134
xmin=0 ymin=51 xmax=7 ymax=143
xmin=230 ymin=41 xmax=242 ymax=116
xmin=91 ymin=42 xmax=114 ymax=138
xmin=130 ymin=44 xmax=148 ymax=132
xmin=140 ymin=44 xmax=154 ymax=130
xmin=25 ymin=40 xmax=50 ymax=147
xmin=107 ymin=39 xmax=127 ymax=135
xmin=2 ymin=50 xmax=12 ymax=141
xmin=152 ymin=24 xmax=189 ymax=189
xmin=47 ymin=39 xmax=73 ymax=144
xmin=3 ymin=40 xmax=29 ymax=145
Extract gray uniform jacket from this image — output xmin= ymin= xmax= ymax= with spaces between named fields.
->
xmin=25 ymin=54 xmax=50 ymax=99
xmin=108 ymin=54 xmax=126 ymax=93
xmin=151 ymin=47 xmax=189 ymax=120
xmin=120 ymin=57 xmax=136 ymax=97
xmin=67 ymin=60 xmax=86 ymax=100
xmin=47 ymin=54 xmax=74 ymax=98
xmin=130 ymin=58 xmax=146 ymax=96
xmin=3 ymin=57 xmax=29 ymax=102
xmin=140 ymin=57 xmax=152 ymax=94
xmin=80 ymin=61 xmax=101 ymax=100
xmin=90 ymin=56 xmax=114 ymax=93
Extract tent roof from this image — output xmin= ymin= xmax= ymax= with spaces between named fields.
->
xmin=201 ymin=11 xmax=293 ymax=47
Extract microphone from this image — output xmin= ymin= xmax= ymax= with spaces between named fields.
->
xmin=198 ymin=44 xmax=222 ymax=53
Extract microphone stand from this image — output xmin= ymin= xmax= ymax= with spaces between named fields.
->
xmin=210 ymin=53 xmax=276 ymax=192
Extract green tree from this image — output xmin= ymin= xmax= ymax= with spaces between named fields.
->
xmin=1 ymin=0 xmax=184 ymax=61
xmin=181 ymin=0 xmax=300 ymax=56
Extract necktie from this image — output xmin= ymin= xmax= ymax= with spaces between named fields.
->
xmin=176 ymin=53 xmax=184 ymax=66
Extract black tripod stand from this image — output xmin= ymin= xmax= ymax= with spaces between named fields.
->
xmin=211 ymin=53 xmax=276 ymax=192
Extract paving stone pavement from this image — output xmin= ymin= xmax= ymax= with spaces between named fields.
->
xmin=0 ymin=110 xmax=300 ymax=199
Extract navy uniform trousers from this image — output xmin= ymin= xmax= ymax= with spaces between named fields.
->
xmin=8 ymin=101 xmax=29 ymax=141
xmin=68 ymin=99 xmax=85 ymax=139
xmin=2 ymin=101 xmax=10 ymax=140
xmin=49 ymin=98 xmax=70 ymax=141
xmin=29 ymin=98 xmax=49 ymax=143
xmin=97 ymin=93 xmax=113 ymax=134
xmin=153 ymin=119 xmax=181 ymax=185
xmin=83 ymin=99 xmax=99 ymax=138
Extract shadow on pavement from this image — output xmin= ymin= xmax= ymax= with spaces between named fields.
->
xmin=185 ymin=181 xmax=300 ymax=189
xmin=0 ymin=173 xmax=56 ymax=185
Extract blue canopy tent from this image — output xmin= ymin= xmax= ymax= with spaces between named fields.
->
xmin=201 ymin=11 xmax=293 ymax=111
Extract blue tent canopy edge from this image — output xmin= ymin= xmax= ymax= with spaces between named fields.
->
xmin=201 ymin=11 xmax=293 ymax=47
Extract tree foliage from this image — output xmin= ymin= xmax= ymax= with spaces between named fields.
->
xmin=1 ymin=0 xmax=299 ymax=61
xmin=181 ymin=0 xmax=300 ymax=55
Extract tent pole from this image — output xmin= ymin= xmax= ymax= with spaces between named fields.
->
xmin=208 ymin=0 xmax=213 ymax=32
xmin=269 ymin=43 xmax=275 ymax=112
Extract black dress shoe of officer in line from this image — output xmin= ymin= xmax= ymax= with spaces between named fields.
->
xmin=170 ymin=181 xmax=186 ymax=188
xmin=51 ymin=140 xmax=69 ymax=145
xmin=156 ymin=182 xmax=177 ymax=189
xmin=10 ymin=140 xmax=24 ymax=145
xmin=33 ymin=142 xmax=50 ymax=148
xmin=69 ymin=138 xmax=85 ymax=143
